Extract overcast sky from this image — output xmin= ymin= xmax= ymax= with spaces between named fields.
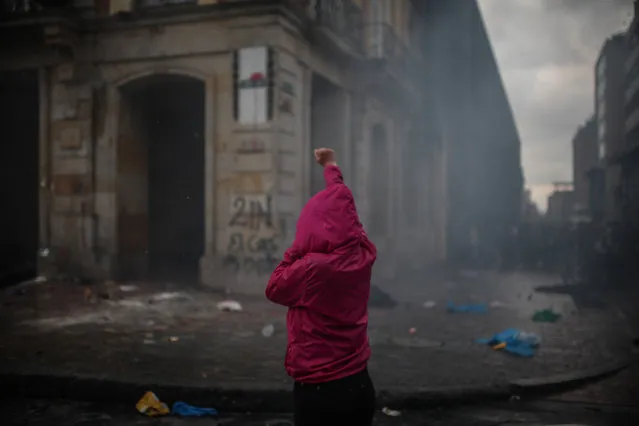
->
xmin=478 ymin=0 xmax=633 ymax=211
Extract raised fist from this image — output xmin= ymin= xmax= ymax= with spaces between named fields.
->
xmin=314 ymin=148 xmax=336 ymax=167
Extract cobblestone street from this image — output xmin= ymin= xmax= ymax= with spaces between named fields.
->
xmin=1 ymin=271 xmax=635 ymax=404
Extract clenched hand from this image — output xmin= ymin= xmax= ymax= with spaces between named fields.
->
xmin=314 ymin=148 xmax=336 ymax=167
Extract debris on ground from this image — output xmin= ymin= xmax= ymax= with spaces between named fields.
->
xmin=262 ymin=323 xmax=275 ymax=337
xmin=171 ymin=401 xmax=217 ymax=417
xmin=168 ymin=336 xmax=179 ymax=343
xmin=531 ymin=308 xmax=561 ymax=323
xmin=477 ymin=329 xmax=540 ymax=357
xmin=136 ymin=391 xmax=170 ymax=416
xmin=382 ymin=407 xmax=401 ymax=417
xmin=85 ymin=281 xmax=122 ymax=303
xmin=119 ymin=285 xmax=139 ymax=293
xmin=113 ymin=300 xmax=146 ymax=309
xmin=408 ymin=327 xmax=417 ymax=335
xmin=216 ymin=300 xmax=243 ymax=312
xmin=149 ymin=292 xmax=191 ymax=303
xmin=447 ymin=302 xmax=488 ymax=313
xmin=422 ymin=300 xmax=437 ymax=308
xmin=489 ymin=300 xmax=506 ymax=308
xmin=33 ymin=276 xmax=47 ymax=283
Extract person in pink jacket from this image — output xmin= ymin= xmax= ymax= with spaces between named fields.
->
xmin=265 ymin=148 xmax=377 ymax=426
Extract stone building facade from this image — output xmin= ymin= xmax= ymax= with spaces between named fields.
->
xmin=0 ymin=0 xmax=446 ymax=292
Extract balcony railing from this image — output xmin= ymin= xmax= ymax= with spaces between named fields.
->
xmin=311 ymin=0 xmax=362 ymax=52
xmin=363 ymin=22 xmax=413 ymax=77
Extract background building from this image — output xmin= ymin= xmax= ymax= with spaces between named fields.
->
xmin=619 ymin=0 xmax=639 ymax=228
xmin=572 ymin=116 xmax=598 ymax=219
xmin=521 ymin=188 xmax=542 ymax=223
xmin=0 ymin=0 xmax=522 ymax=287
xmin=419 ymin=0 xmax=524 ymax=264
xmin=0 ymin=0 xmax=447 ymax=291
xmin=546 ymin=182 xmax=575 ymax=224
xmin=595 ymin=33 xmax=629 ymax=222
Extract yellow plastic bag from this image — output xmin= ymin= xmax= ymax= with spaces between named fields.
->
xmin=136 ymin=391 xmax=170 ymax=417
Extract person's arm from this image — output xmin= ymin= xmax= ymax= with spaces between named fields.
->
xmin=323 ymin=163 xmax=344 ymax=187
xmin=265 ymin=248 xmax=309 ymax=307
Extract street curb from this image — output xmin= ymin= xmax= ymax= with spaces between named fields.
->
xmin=509 ymin=358 xmax=631 ymax=397
xmin=0 ymin=359 xmax=631 ymax=412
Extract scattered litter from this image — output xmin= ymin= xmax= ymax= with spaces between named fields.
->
xmin=532 ymin=308 xmax=561 ymax=323
xmin=119 ymin=285 xmax=139 ymax=293
xmin=171 ymin=402 xmax=217 ymax=417
xmin=168 ymin=336 xmax=179 ymax=343
xmin=510 ymin=395 xmax=521 ymax=402
xmin=408 ymin=327 xmax=417 ymax=335
xmin=422 ymin=300 xmax=437 ymax=308
xmin=33 ymin=276 xmax=47 ymax=283
xmin=489 ymin=300 xmax=506 ymax=308
xmin=114 ymin=300 xmax=146 ymax=309
xmin=262 ymin=323 xmax=275 ymax=337
xmin=217 ymin=300 xmax=243 ymax=312
xmin=447 ymin=302 xmax=488 ymax=313
xmin=143 ymin=339 xmax=155 ymax=345
xmin=382 ymin=407 xmax=401 ymax=417
xmin=39 ymin=248 xmax=49 ymax=258
xmin=136 ymin=391 xmax=169 ymax=417
xmin=477 ymin=329 xmax=540 ymax=357
xmin=149 ymin=292 xmax=191 ymax=303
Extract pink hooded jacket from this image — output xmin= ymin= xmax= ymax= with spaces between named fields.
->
xmin=265 ymin=164 xmax=377 ymax=383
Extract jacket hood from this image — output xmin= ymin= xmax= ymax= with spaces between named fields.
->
xmin=291 ymin=180 xmax=361 ymax=256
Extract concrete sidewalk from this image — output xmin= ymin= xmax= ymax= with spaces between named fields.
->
xmin=0 ymin=274 xmax=635 ymax=411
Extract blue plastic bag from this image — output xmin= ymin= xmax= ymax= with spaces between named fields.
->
xmin=477 ymin=328 xmax=538 ymax=357
xmin=171 ymin=401 xmax=218 ymax=417
xmin=447 ymin=302 xmax=488 ymax=313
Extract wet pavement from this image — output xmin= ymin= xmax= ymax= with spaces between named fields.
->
xmin=0 ymin=271 xmax=636 ymax=401
xmin=3 ymin=398 xmax=638 ymax=425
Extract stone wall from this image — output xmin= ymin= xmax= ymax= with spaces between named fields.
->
xmin=2 ymin=9 xmax=443 ymax=291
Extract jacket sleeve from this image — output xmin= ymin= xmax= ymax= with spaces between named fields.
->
xmin=265 ymin=248 xmax=309 ymax=307
xmin=324 ymin=164 xmax=344 ymax=187
xmin=359 ymin=227 xmax=377 ymax=260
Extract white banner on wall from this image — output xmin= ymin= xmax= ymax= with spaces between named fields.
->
xmin=237 ymin=46 xmax=268 ymax=125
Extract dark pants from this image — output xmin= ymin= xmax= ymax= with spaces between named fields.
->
xmin=293 ymin=367 xmax=376 ymax=426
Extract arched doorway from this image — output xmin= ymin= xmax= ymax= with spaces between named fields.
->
xmin=117 ymin=74 xmax=205 ymax=282
xmin=0 ymin=70 xmax=39 ymax=286
xmin=369 ymin=123 xmax=389 ymax=236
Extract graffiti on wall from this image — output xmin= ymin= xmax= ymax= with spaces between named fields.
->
xmin=237 ymin=138 xmax=266 ymax=154
xmin=223 ymin=232 xmax=279 ymax=276
xmin=228 ymin=194 xmax=273 ymax=230
xmin=224 ymin=194 xmax=279 ymax=276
